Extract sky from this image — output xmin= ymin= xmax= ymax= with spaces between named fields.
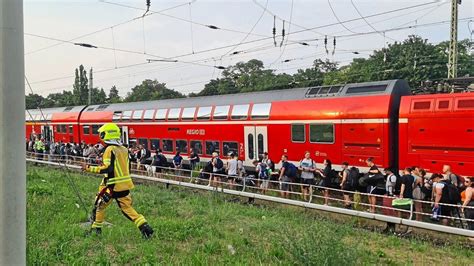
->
xmin=24 ymin=0 xmax=474 ymax=97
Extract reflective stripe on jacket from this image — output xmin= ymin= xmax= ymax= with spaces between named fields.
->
xmin=88 ymin=145 xmax=134 ymax=192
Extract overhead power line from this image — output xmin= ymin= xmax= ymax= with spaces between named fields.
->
xmin=25 ymin=1 xmax=193 ymax=55
xmin=27 ymin=16 xmax=471 ymax=87
xmin=350 ymin=0 xmax=397 ymax=42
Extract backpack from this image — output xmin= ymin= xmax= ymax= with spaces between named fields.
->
xmin=449 ymin=173 xmax=465 ymax=190
xmin=441 ymin=181 xmax=461 ymax=204
xmin=267 ymin=159 xmax=275 ymax=171
xmin=347 ymin=167 xmax=360 ymax=188
xmin=259 ymin=163 xmax=269 ymax=179
xmin=215 ymin=158 xmax=224 ymax=170
xmin=285 ymin=162 xmax=297 ymax=178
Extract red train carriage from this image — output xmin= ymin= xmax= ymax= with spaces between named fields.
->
xmin=36 ymin=80 xmax=407 ymax=171
xmin=26 ymin=79 xmax=473 ymax=176
xmin=399 ymin=93 xmax=474 ymax=176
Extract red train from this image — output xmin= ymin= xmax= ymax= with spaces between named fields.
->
xmin=25 ymin=79 xmax=474 ymax=176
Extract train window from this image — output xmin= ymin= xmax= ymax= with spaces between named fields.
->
xmin=247 ymin=134 xmax=254 ymax=160
xmin=138 ymin=138 xmax=149 ymax=149
xmin=413 ymin=101 xmax=431 ymax=110
xmin=257 ymin=134 xmax=264 ymax=155
xmin=96 ymin=104 xmax=109 ymax=111
xmin=143 ymin=110 xmax=155 ymax=121
xmin=329 ymin=86 xmax=342 ymax=94
xmin=231 ymin=104 xmax=249 ymax=120
xmin=318 ymin=87 xmax=330 ymax=95
xmin=346 ymin=84 xmax=386 ymax=94
xmin=113 ymin=111 xmax=122 ymax=121
xmin=132 ymin=110 xmax=144 ymax=120
xmin=83 ymin=125 xmax=90 ymax=135
xmin=438 ymin=100 xmax=450 ymax=109
xmin=162 ymin=139 xmax=173 ymax=153
xmin=310 ymin=124 xmax=334 ymax=143
xmin=190 ymin=140 xmax=203 ymax=155
xmin=291 ymin=124 xmax=305 ymax=143
xmin=155 ymin=109 xmax=167 ymax=121
xmin=122 ymin=110 xmax=132 ymax=121
xmin=223 ymin=142 xmax=238 ymax=156
xmin=64 ymin=106 xmax=74 ymax=112
xmin=176 ymin=140 xmax=188 ymax=153
xmin=196 ymin=106 xmax=212 ymax=121
xmin=87 ymin=107 xmax=95 ymax=112
xmin=251 ymin=103 xmax=271 ymax=119
xmin=167 ymin=108 xmax=181 ymax=121
xmin=213 ymin=106 xmax=230 ymax=120
xmin=457 ymin=99 xmax=474 ymax=109
xmin=181 ymin=107 xmax=196 ymax=121
xmin=205 ymin=141 xmax=220 ymax=156
xmin=59 ymin=125 xmax=67 ymax=133
xmin=150 ymin=139 xmax=160 ymax=151
xmin=68 ymin=125 xmax=73 ymax=134
xmin=92 ymin=125 xmax=100 ymax=135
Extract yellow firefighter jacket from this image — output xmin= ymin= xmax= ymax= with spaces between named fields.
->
xmin=87 ymin=144 xmax=134 ymax=192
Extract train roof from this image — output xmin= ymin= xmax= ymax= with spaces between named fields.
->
xmin=83 ymin=79 xmax=410 ymax=112
xmin=26 ymin=79 xmax=410 ymax=121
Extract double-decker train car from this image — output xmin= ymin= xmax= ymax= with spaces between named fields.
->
xmin=25 ymin=79 xmax=474 ymax=176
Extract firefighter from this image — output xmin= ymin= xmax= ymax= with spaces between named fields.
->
xmin=82 ymin=123 xmax=154 ymax=239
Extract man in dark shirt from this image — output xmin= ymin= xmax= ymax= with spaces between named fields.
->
xmin=400 ymin=167 xmax=414 ymax=199
xmin=189 ymin=148 xmax=200 ymax=171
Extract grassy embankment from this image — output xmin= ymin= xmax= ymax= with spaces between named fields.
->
xmin=27 ymin=165 xmax=473 ymax=265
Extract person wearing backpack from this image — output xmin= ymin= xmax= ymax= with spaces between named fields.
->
xmin=443 ymin=164 xmax=465 ymax=190
xmin=431 ymin=173 xmax=460 ymax=226
xmin=340 ymin=162 xmax=357 ymax=208
xmin=279 ymin=154 xmax=296 ymax=198
xmin=365 ymin=158 xmax=385 ymax=213
xmin=299 ymin=152 xmax=316 ymax=201
xmin=316 ymin=159 xmax=334 ymax=205
xmin=211 ymin=152 xmax=225 ymax=187
xmin=254 ymin=160 xmax=269 ymax=195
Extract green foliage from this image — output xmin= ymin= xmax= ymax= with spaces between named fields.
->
xmin=107 ymin=85 xmax=122 ymax=103
xmin=72 ymin=65 xmax=89 ymax=106
xmin=123 ymin=79 xmax=185 ymax=102
xmin=27 ymin=165 xmax=473 ymax=265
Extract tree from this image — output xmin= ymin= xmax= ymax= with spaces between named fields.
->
xmin=72 ymin=65 xmax=88 ymax=105
xmin=124 ymin=79 xmax=184 ymax=102
xmin=89 ymin=88 xmax=107 ymax=105
xmin=107 ymin=85 xmax=121 ymax=103
xmin=46 ymin=91 xmax=75 ymax=107
xmin=26 ymin=93 xmax=47 ymax=109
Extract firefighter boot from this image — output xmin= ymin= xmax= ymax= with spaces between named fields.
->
xmin=139 ymin=223 xmax=154 ymax=239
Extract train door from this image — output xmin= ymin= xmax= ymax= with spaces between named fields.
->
xmin=243 ymin=126 xmax=268 ymax=165
xmin=121 ymin=126 xmax=129 ymax=146
xmin=41 ymin=125 xmax=54 ymax=142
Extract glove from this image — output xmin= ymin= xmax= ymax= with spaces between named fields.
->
xmin=101 ymin=191 xmax=112 ymax=203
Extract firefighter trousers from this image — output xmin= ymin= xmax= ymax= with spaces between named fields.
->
xmin=91 ymin=189 xmax=147 ymax=229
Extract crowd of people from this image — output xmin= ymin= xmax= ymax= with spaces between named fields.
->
xmin=195 ymin=151 xmax=473 ymax=231
xmin=27 ymin=137 xmax=473 ymax=230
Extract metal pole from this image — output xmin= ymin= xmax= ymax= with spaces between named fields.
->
xmin=0 ymin=0 xmax=26 ymax=264
xmin=447 ymin=0 xmax=460 ymax=79
xmin=88 ymin=67 xmax=93 ymax=105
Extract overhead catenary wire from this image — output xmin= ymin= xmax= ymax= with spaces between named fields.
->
xmin=220 ymin=0 xmax=269 ymax=59
xmin=25 ymin=1 xmax=193 ymax=55
xmin=27 ymin=16 xmax=472 ymax=89
xmin=350 ymin=0 xmax=397 ymax=42
xmin=327 ymin=0 xmax=359 ymax=34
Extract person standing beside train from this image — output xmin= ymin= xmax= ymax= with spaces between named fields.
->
xmin=279 ymin=155 xmax=297 ymax=199
xmin=298 ymin=151 xmax=316 ymax=201
xmin=226 ymin=153 xmax=238 ymax=190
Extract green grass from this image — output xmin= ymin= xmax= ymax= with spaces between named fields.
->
xmin=27 ymin=165 xmax=473 ymax=265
